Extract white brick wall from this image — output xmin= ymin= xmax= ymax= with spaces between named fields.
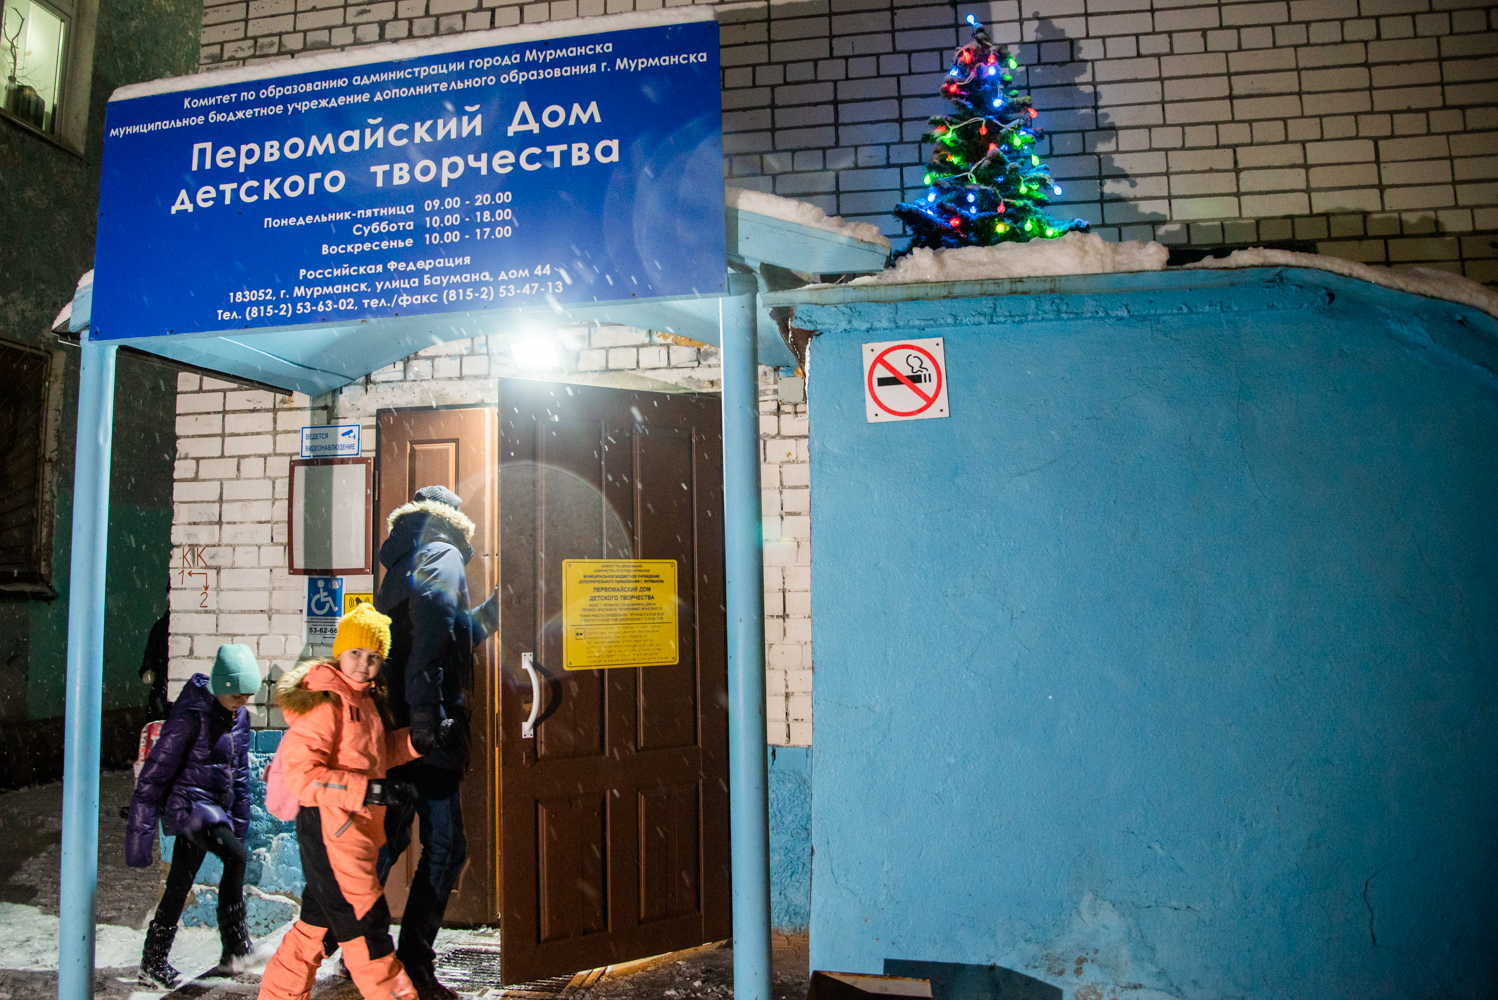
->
xmin=761 ymin=379 xmax=813 ymax=746
xmin=169 ymin=329 xmax=815 ymax=745
xmin=171 ymin=374 xmax=322 ymax=726
xmin=197 ymin=0 xmax=1498 ymax=283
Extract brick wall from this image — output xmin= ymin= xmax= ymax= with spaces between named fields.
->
xmin=168 ymin=330 xmax=815 ymax=745
xmin=198 ymin=0 xmax=1497 ymax=282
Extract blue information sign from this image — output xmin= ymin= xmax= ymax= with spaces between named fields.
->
xmin=92 ymin=13 xmax=723 ymax=341
xmin=306 ymin=576 xmax=344 ymax=644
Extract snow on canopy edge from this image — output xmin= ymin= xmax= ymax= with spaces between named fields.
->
xmin=110 ymin=7 xmax=716 ymax=102
xmin=1183 ymin=247 xmax=1498 ymax=322
xmin=725 ymin=186 xmax=891 ymax=250
xmin=818 ymin=235 xmax=1498 ymax=324
xmin=843 ymin=231 xmax=1167 ymax=285
xmin=53 ymin=270 xmax=93 ymax=333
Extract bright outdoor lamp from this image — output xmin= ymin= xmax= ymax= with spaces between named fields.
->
xmin=510 ymin=337 xmax=561 ymax=369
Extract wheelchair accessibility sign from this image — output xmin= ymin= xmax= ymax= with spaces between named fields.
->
xmin=305 ymin=576 xmax=343 ymax=644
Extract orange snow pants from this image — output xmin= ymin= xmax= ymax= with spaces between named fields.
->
xmin=258 ymin=808 xmax=415 ymax=1000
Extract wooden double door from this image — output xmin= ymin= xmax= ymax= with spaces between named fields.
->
xmin=375 ymin=378 xmax=731 ymax=985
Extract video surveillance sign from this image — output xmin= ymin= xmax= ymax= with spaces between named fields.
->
xmin=91 ymin=11 xmax=724 ymax=341
xmin=300 ymin=423 xmax=360 ymax=458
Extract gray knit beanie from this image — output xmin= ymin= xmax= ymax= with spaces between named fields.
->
xmin=414 ymin=485 xmax=462 ymax=509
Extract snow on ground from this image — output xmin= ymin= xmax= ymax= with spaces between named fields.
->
xmin=725 ymin=187 xmax=890 ymax=248
xmin=0 ymin=898 xmax=489 ymax=1000
xmin=1183 ymin=246 xmax=1498 ymax=320
xmin=119 ymin=923 xmax=293 ymax=1000
xmin=849 ymin=230 xmax=1167 ymax=284
xmin=0 ymin=901 xmax=228 ymax=974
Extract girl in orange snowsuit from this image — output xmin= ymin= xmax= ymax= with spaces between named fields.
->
xmin=259 ymin=603 xmax=420 ymax=1000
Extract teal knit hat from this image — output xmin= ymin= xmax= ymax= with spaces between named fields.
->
xmin=211 ymin=644 xmax=262 ymax=696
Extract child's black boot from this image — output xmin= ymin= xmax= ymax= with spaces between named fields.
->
xmin=138 ymin=919 xmax=182 ymax=990
xmin=216 ymin=900 xmax=254 ymax=973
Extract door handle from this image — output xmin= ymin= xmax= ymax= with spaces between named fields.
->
xmin=520 ymin=652 xmax=541 ymax=740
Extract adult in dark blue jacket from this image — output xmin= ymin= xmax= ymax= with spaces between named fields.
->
xmin=375 ymin=485 xmax=498 ymax=1000
xmin=126 ymin=645 xmax=260 ymax=989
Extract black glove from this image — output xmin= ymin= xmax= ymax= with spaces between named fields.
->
xmin=473 ymin=588 xmax=500 ymax=638
xmin=409 ymin=707 xmax=459 ymax=754
xmin=363 ymin=779 xmax=416 ymax=808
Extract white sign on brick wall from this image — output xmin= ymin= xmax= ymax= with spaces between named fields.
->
xmin=300 ymin=424 xmax=360 ymax=458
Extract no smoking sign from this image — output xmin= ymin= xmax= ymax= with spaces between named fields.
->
xmin=864 ymin=338 xmax=949 ymax=423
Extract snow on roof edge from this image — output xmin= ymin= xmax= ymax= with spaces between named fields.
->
xmin=110 ymin=8 xmax=715 ymax=102
xmin=1182 ymin=248 xmax=1498 ymax=323
xmin=842 ymin=231 xmax=1167 ymax=286
xmin=793 ymin=233 xmax=1497 ymax=323
xmin=725 ymin=186 xmax=891 ymax=250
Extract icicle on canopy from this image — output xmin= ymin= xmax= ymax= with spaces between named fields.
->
xmin=894 ymin=16 xmax=1089 ymax=255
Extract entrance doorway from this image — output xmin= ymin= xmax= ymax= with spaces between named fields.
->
xmin=375 ymin=378 xmax=731 ymax=985
xmin=375 ymin=405 xmax=498 ymax=924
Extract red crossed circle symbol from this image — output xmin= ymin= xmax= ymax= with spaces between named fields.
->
xmin=867 ymin=344 xmax=942 ymax=417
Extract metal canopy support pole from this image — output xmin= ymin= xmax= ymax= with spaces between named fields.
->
xmin=721 ymin=271 xmax=771 ymax=1000
xmin=58 ymin=335 xmax=118 ymax=1000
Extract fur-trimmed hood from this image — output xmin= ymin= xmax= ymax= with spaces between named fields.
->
xmin=385 ymin=499 xmax=474 ymax=539
xmin=380 ymin=499 xmax=475 ymax=569
xmin=275 ymin=660 xmax=392 ymax=725
xmin=274 ymin=660 xmax=339 ymax=717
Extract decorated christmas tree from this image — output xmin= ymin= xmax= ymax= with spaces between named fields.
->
xmin=894 ymin=16 xmax=1089 ymax=253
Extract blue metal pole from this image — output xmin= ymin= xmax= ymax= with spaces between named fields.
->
xmin=58 ymin=335 xmax=117 ymax=1000
xmin=721 ymin=271 xmax=771 ymax=1000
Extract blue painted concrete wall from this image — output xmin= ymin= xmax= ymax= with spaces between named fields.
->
xmin=796 ymin=270 xmax=1498 ymax=999
xmin=769 ymin=746 xmax=813 ymax=933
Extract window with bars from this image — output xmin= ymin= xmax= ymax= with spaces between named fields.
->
xmin=0 ymin=340 xmax=57 ymax=594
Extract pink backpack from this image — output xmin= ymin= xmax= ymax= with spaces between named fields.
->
xmin=262 ymin=744 xmax=300 ymax=821
xmin=133 ymin=721 xmax=165 ymax=784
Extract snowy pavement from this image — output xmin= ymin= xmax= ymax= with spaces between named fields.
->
xmin=0 ymin=773 xmax=808 ymax=999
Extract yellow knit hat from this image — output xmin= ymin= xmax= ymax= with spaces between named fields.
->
xmin=332 ymin=602 xmax=392 ymax=658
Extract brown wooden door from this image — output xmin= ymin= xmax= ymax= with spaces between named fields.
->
xmin=495 ymin=378 xmax=730 ymax=984
xmin=376 ymin=406 xmax=499 ymax=925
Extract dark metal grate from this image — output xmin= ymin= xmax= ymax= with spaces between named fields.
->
xmin=433 ymin=946 xmax=508 ymax=993
xmin=501 ymin=975 xmax=577 ymax=999
xmin=433 ymin=945 xmax=604 ymax=998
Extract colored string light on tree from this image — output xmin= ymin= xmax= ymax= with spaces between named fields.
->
xmin=893 ymin=16 xmax=1088 ymax=254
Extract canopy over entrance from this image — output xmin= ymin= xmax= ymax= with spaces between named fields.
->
xmin=64 ymin=196 xmax=888 ymax=392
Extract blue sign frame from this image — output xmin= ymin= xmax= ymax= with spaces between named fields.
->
xmin=92 ymin=14 xmax=723 ymax=341
xmin=306 ymin=576 xmax=344 ymax=644
xmin=300 ymin=423 xmax=361 ymax=458
xmin=306 ymin=576 xmax=344 ymax=619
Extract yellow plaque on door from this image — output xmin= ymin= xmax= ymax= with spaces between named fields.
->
xmin=561 ymin=560 xmax=679 ymax=670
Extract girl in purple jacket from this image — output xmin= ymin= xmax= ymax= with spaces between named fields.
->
xmin=126 ymin=643 xmax=261 ymax=989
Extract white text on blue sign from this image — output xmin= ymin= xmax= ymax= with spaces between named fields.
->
xmin=301 ymin=424 xmax=361 ymax=458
